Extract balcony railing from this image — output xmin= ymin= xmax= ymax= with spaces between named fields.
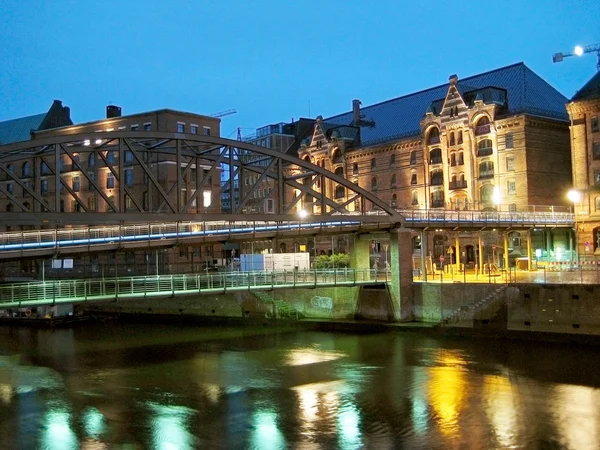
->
xmin=449 ymin=180 xmax=467 ymax=190
xmin=479 ymin=170 xmax=494 ymax=179
xmin=477 ymin=147 xmax=493 ymax=157
xmin=430 ymin=157 xmax=443 ymax=165
xmin=431 ymin=200 xmax=445 ymax=208
xmin=428 ymin=136 xmax=440 ymax=145
xmin=430 ymin=177 xmax=444 ymax=186
xmin=475 ymin=124 xmax=491 ymax=135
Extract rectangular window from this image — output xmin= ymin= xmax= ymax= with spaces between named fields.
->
xmin=73 ymin=176 xmax=80 ymax=192
xmin=177 ymin=123 xmax=185 ymax=133
xmin=592 ymin=116 xmax=599 ymax=133
xmin=7 ymin=182 xmax=13 ymax=194
xmin=144 ymin=123 xmax=152 ymax=132
xmin=124 ymin=150 xmax=134 ymax=164
xmin=191 ymin=125 xmax=198 ymax=135
xmin=131 ymin=124 xmax=139 ymax=131
xmin=506 ymin=156 xmax=515 ymax=172
xmin=125 ymin=168 xmax=133 ymax=186
xmin=203 ymin=126 xmax=211 ymax=136
xmin=593 ymin=142 xmax=600 ymax=160
xmin=107 ymin=173 xmax=115 ymax=189
xmin=505 ymin=133 xmax=514 ymax=149
xmin=595 ymin=170 xmax=600 ymax=186
xmin=507 ymin=180 xmax=516 ymax=194
xmin=41 ymin=179 xmax=48 ymax=195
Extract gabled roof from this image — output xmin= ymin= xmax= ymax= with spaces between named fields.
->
xmin=571 ymin=70 xmax=600 ymax=102
xmin=0 ymin=113 xmax=46 ymax=145
xmin=325 ymin=62 xmax=568 ymax=146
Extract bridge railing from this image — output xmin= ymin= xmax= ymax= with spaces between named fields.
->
xmin=0 ymin=269 xmax=383 ymax=307
xmin=396 ymin=208 xmax=573 ymax=225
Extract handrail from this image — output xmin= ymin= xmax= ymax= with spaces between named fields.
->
xmin=0 ymin=269 xmax=385 ymax=308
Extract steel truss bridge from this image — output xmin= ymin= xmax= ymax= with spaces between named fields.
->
xmin=0 ymin=132 xmax=574 ymax=259
xmin=0 ymin=269 xmax=382 ymax=309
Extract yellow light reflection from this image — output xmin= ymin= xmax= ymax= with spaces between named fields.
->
xmin=483 ymin=375 xmax=518 ymax=447
xmin=428 ymin=352 xmax=466 ymax=437
xmin=284 ymin=348 xmax=344 ymax=366
xmin=292 ymin=380 xmax=344 ymax=437
xmin=552 ymin=384 xmax=600 ymax=449
xmin=0 ymin=383 xmax=12 ymax=404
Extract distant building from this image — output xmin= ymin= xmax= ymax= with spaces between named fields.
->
xmin=0 ymin=99 xmax=72 ymax=145
xmin=567 ymin=70 xmax=600 ymax=255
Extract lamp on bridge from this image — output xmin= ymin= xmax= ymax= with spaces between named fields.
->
xmin=568 ymin=189 xmax=582 ymax=266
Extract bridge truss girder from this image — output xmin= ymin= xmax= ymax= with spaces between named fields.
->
xmin=0 ymin=132 xmax=403 ymax=227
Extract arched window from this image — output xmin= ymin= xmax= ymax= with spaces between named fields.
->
xmin=391 ymin=194 xmax=397 ymax=208
xmin=450 ymin=152 xmax=456 ymax=166
xmin=40 ymin=161 xmax=49 ymax=175
xmin=335 ymin=185 xmax=345 ymax=199
xmin=595 ymin=197 xmax=600 ymax=212
xmin=22 ymin=162 xmax=31 ymax=177
xmin=427 ymin=127 xmax=440 ymax=145
xmin=390 ymin=174 xmax=397 ymax=189
xmin=332 ymin=149 xmax=342 ymax=164
xmin=390 ymin=154 xmax=396 ymax=167
xmin=451 ymin=174 xmax=457 ymax=183
xmin=352 ymin=162 xmax=358 ymax=175
xmin=334 ymin=167 xmax=344 ymax=177
xmin=7 ymin=164 xmax=13 ymax=174
xmin=411 ymin=190 xmax=418 ymax=205
xmin=410 ymin=171 xmax=417 ymax=185
xmin=449 ymin=132 xmax=455 ymax=146
xmin=430 ymin=169 xmax=443 ymax=186
xmin=480 ymin=184 xmax=495 ymax=203
xmin=410 ymin=150 xmax=417 ymax=165
xmin=457 ymin=151 xmax=464 ymax=165
xmin=88 ymin=153 xmax=96 ymax=169
xmin=143 ymin=191 xmax=149 ymax=210
xmin=106 ymin=172 xmax=115 ymax=189
xmin=22 ymin=201 xmax=30 ymax=211
xmin=106 ymin=195 xmax=115 ymax=212
xmin=429 ymin=148 xmax=442 ymax=165
xmin=370 ymin=158 xmax=376 ymax=172
xmin=457 ymin=130 xmax=463 ymax=144
xmin=303 ymin=156 xmax=311 ymax=163
xmin=88 ymin=196 xmax=96 ymax=212
xmin=71 ymin=153 xmax=80 ymax=170
xmin=479 ymin=161 xmax=494 ymax=179
xmin=371 ymin=177 xmax=377 ymax=191
xmin=477 ymin=139 xmax=493 ymax=157
xmin=106 ymin=151 xmax=115 ymax=165
xmin=431 ymin=190 xmax=444 ymax=207
xmin=459 ymin=173 xmax=465 ymax=183
xmin=475 ymin=116 xmax=491 ymax=135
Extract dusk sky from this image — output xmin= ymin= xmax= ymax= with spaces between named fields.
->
xmin=1 ymin=1 xmax=598 ymax=138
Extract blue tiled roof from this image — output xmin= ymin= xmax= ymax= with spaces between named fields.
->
xmin=0 ymin=113 xmax=46 ymax=145
xmin=325 ymin=63 xmax=568 ymax=146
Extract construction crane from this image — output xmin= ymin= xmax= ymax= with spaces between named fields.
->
xmin=553 ymin=43 xmax=600 ymax=71
xmin=210 ymin=109 xmax=237 ymax=118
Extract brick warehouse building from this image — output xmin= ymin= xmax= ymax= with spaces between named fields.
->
xmin=0 ymin=103 xmax=222 ymax=280
xmin=296 ymin=62 xmax=573 ymax=269
xmin=567 ymin=70 xmax=600 ymax=258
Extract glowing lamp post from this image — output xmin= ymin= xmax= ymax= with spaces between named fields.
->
xmin=567 ymin=189 xmax=582 ymax=266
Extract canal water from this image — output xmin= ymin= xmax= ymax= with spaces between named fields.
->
xmin=1 ymin=322 xmax=600 ymax=450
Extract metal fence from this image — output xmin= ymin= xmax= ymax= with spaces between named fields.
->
xmin=0 ymin=268 xmax=383 ymax=308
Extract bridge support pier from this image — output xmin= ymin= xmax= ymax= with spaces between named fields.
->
xmin=389 ymin=229 xmax=413 ymax=321
xmin=350 ymin=236 xmax=371 ymax=272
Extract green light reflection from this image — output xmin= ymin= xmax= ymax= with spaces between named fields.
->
xmin=148 ymin=402 xmax=194 ymax=450
xmin=251 ymin=409 xmax=285 ymax=450
xmin=82 ymin=406 xmax=106 ymax=439
xmin=337 ymin=402 xmax=362 ymax=449
xmin=42 ymin=409 xmax=78 ymax=450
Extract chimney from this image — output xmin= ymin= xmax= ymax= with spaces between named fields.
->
xmin=352 ymin=99 xmax=361 ymax=126
xmin=106 ymin=105 xmax=122 ymax=119
xmin=449 ymin=74 xmax=458 ymax=85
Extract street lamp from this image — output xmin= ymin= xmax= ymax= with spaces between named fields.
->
xmin=568 ymin=189 xmax=582 ymax=266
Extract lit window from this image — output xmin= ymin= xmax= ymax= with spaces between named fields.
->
xmin=507 ymin=179 xmax=516 ymax=194
xmin=506 ymin=156 xmax=515 ymax=171
xmin=203 ymin=190 xmax=212 ymax=207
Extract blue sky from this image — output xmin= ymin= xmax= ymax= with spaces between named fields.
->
xmin=0 ymin=0 xmax=598 ymax=138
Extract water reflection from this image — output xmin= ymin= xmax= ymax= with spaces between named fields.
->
xmin=0 ymin=324 xmax=599 ymax=448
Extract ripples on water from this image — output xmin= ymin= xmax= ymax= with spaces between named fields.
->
xmin=0 ymin=323 xmax=600 ymax=449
